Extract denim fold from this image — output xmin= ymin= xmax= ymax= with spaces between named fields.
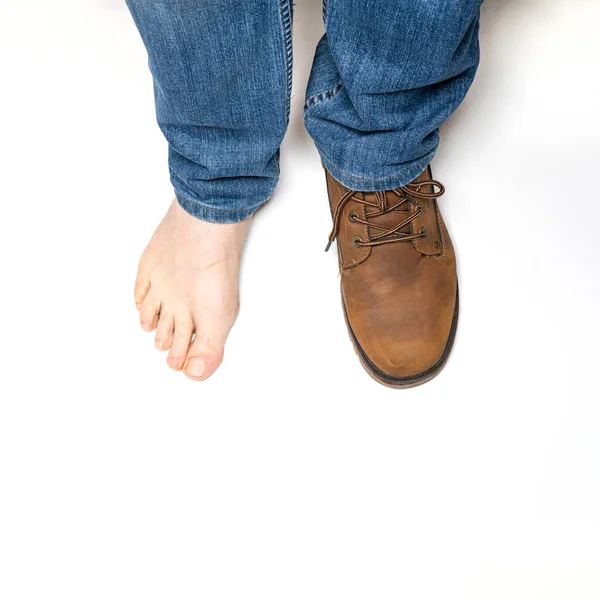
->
xmin=304 ymin=0 xmax=482 ymax=191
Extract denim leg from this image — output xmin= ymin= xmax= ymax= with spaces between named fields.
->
xmin=125 ymin=0 xmax=293 ymax=223
xmin=304 ymin=0 xmax=483 ymax=191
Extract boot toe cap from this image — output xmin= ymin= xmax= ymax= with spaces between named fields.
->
xmin=345 ymin=290 xmax=458 ymax=384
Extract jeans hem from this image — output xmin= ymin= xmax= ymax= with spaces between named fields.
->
xmin=319 ymin=149 xmax=437 ymax=191
xmin=175 ymin=188 xmax=271 ymax=224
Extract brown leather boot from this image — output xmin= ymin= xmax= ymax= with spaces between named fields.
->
xmin=324 ymin=166 xmax=459 ymax=388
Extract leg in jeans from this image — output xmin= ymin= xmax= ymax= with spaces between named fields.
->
xmin=126 ymin=0 xmax=292 ymax=379
xmin=304 ymin=0 xmax=482 ymax=190
xmin=306 ymin=0 xmax=482 ymax=386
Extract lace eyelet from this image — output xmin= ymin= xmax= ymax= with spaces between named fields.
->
xmin=419 ymin=227 xmax=428 ymax=239
xmin=417 ymin=203 xmax=423 ymax=215
xmin=349 ymin=210 xmax=358 ymax=223
xmin=352 ymin=236 xmax=362 ymax=248
xmin=434 ymin=240 xmax=440 ymax=249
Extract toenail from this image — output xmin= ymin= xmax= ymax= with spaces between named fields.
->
xmin=186 ymin=358 xmax=206 ymax=378
xmin=156 ymin=339 xmax=163 ymax=349
xmin=168 ymin=357 xmax=181 ymax=369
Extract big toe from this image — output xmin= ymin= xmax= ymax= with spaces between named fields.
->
xmin=183 ymin=337 xmax=224 ymax=381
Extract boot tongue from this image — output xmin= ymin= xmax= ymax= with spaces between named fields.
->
xmin=361 ymin=189 xmax=412 ymax=237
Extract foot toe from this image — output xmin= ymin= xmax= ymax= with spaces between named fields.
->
xmin=183 ymin=336 xmax=224 ymax=381
xmin=167 ymin=317 xmax=193 ymax=371
xmin=134 ymin=275 xmax=151 ymax=308
xmin=155 ymin=312 xmax=174 ymax=351
xmin=139 ymin=293 xmax=161 ymax=332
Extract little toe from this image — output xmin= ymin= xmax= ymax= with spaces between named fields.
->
xmin=167 ymin=317 xmax=193 ymax=371
xmin=134 ymin=276 xmax=151 ymax=309
xmin=139 ymin=294 xmax=161 ymax=332
xmin=155 ymin=312 xmax=174 ymax=351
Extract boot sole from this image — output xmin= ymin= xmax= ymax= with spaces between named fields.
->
xmin=341 ymin=287 xmax=459 ymax=389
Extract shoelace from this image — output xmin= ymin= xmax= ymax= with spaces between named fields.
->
xmin=325 ymin=179 xmax=445 ymax=252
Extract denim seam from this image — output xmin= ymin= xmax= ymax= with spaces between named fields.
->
xmin=304 ymin=81 xmax=343 ymax=110
xmin=278 ymin=0 xmax=293 ymax=123
xmin=174 ymin=189 xmax=275 ymax=224
xmin=178 ymin=197 xmax=266 ymax=214
xmin=319 ymin=148 xmax=436 ymax=185
xmin=172 ymin=172 xmax=278 ymax=217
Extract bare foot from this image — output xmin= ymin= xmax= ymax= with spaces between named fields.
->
xmin=135 ymin=199 xmax=250 ymax=381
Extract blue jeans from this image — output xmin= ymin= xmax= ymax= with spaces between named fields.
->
xmin=125 ymin=0 xmax=483 ymax=223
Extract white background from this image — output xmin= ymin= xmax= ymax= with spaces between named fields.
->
xmin=1 ymin=0 xmax=599 ymax=598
